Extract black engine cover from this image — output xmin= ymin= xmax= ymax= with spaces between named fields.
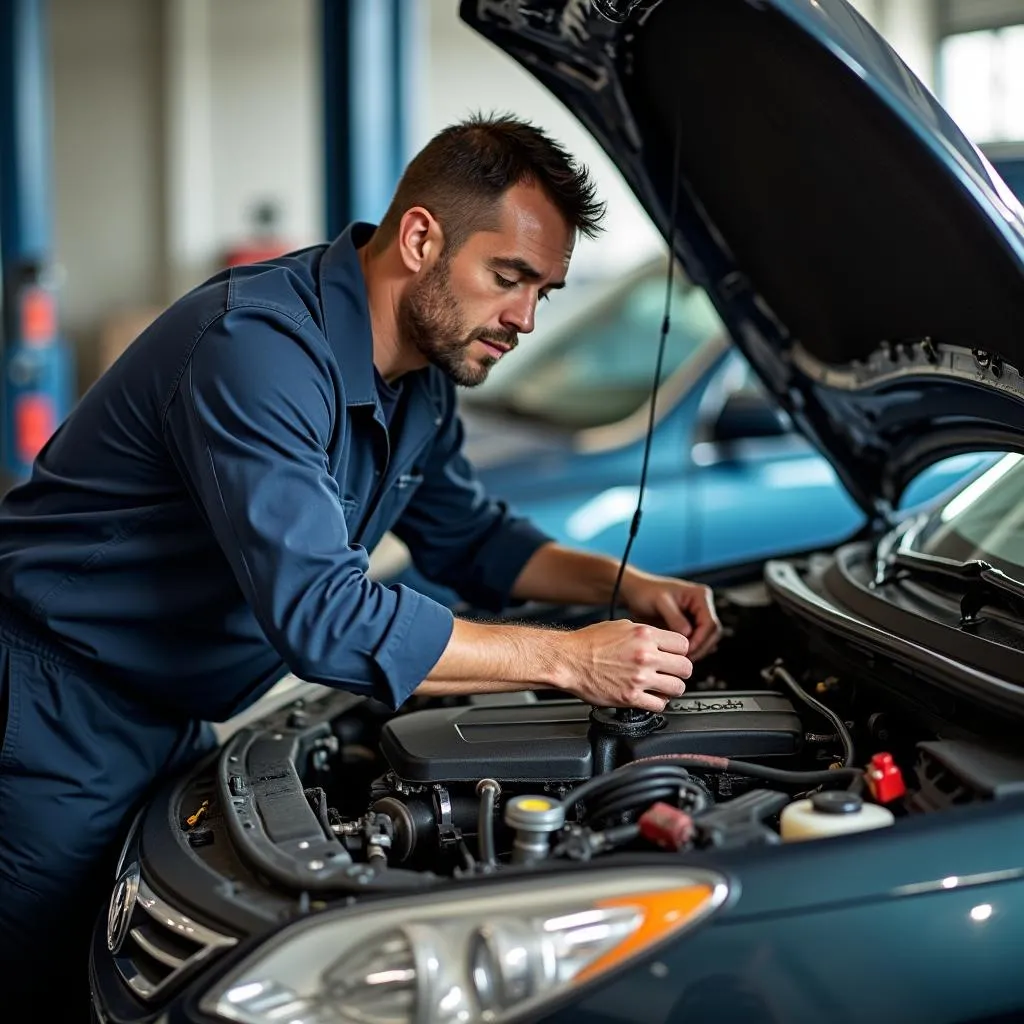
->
xmin=381 ymin=692 xmax=802 ymax=784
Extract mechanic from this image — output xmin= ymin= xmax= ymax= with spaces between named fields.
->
xmin=0 ymin=115 xmax=720 ymax=1005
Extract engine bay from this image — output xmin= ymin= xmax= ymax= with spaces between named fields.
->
xmin=235 ymin=563 xmax=1024 ymax=889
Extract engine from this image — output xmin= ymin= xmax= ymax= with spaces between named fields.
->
xmin=311 ymin=629 xmax=884 ymax=876
xmin=302 ymin=579 xmax=1024 ymax=879
xmin=347 ymin=689 xmax=814 ymax=869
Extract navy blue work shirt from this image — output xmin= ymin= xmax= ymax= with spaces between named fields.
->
xmin=0 ymin=223 xmax=551 ymax=720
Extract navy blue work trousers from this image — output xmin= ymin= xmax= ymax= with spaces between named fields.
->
xmin=0 ymin=604 xmax=214 ymax=1013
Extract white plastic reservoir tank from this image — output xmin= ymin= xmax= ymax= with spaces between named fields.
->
xmin=780 ymin=790 xmax=895 ymax=842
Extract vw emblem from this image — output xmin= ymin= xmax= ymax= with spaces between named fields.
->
xmin=107 ymin=862 xmax=140 ymax=953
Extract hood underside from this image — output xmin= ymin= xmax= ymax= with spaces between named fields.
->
xmin=461 ymin=0 xmax=1024 ymax=516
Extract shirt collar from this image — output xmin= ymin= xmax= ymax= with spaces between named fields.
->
xmin=319 ymin=221 xmax=445 ymax=424
xmin=318 ymin=221 xmax=379 ymax=405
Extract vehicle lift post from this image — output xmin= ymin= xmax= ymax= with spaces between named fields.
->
xmin=0 ymin=0 xmax=73 ymax=493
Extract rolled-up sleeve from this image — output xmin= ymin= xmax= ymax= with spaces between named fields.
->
xmin=392 ymin=388 xmax=553 ymax=612
xmin=162 ymin=306 xmax=453 ymax=709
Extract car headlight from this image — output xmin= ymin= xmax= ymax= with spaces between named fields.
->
xmin=200 ymin=868 xmax=728 ymax=1024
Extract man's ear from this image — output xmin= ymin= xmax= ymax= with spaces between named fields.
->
xmin=397 ymin=207 xmax=445 ymax=274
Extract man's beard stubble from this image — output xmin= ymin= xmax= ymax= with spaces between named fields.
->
xmin=398 ymin=258 xmax=517 ymax=388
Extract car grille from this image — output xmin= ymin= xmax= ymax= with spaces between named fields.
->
xmin=111 ymin=875 xmax=237 ymax=1001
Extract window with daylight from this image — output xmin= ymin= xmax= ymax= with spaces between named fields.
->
xmin=938 ymin=26 xmax=1024 ymax=143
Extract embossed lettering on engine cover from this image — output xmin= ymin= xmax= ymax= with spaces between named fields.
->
xmin=668 ymin=697 xmax=763 ymax=714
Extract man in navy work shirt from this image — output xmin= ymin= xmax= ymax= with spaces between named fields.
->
xmin=0 ymin=115 xmax=720 ymax=1003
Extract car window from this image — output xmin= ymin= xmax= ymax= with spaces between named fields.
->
xmin=467 ymin=266 xmax=724 ymax=431
xmin=917 ymin=452 xmax=1024 ymax=574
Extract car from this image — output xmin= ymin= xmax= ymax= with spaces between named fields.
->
xmin=90 ymin=1 xmax=1024 ymax=1023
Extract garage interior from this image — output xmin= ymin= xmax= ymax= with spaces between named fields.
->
xmin=2 ymin=4 xmax=1024 ymax=1019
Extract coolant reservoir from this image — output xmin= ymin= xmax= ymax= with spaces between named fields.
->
xmin=780 ymin=790 xmax=895 ymax=842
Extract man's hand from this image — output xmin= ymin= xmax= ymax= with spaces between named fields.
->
xmin=420 ymin=549 xmax=719 ymax=710
xmin=619 ymin=570 xmax=722 ymax=661
xmin=556 ymin=619 xmax=692 ymax=712
xmin=511 ymin=545 xmax=723 ymax=662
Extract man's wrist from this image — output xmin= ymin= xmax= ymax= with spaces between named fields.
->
xmin=615 ymin=564 xmax=650 ymax=608
xmin=529 ymin=626 xmax=576 ymax=691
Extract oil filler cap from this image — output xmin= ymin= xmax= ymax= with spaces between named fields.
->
xmin=810 ymin=791 xmax=863 ymax=815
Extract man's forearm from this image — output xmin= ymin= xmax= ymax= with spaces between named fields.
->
xmin=416 ymin=618 xmax=571 ymax=697
xmin=509 ymin=542 xmax=638 ymax=607
xmin=415 ymin=677 xmax=549 ymax=697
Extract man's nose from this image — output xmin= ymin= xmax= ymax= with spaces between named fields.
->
xmin=500 ymin=290 xmax=537 ymax=335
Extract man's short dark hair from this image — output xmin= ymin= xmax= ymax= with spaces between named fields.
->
xmin=373 ymin=113 xmax=605 ymax=254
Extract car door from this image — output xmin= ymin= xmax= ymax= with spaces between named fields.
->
xmin=686 ymin=356 xmax=866 ymax=571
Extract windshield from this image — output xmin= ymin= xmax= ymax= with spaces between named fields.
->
xmin=463 ymin=262 xmax=724 ymax=431
xmin=914 ymin=453 xmax=1024 ymax=576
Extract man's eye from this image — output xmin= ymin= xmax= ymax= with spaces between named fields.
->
xmin=494 ymin=273 xmax=517 ymax=289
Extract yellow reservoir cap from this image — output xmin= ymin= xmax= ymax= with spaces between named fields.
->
xmin=517 ymin=798 xmax=553 ymax=812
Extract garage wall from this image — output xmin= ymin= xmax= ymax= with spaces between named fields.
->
xmin=206 ymin=0 xmax=323 ymax=279
xmin=50 ymin=0 xmax=323 ymax=386
xmin=162 ymin=0 xmax=323 ymax=300
xmin=942 ymin=0 xmax=1024 ymax=32
xmin=50 ymin=0 xmax=166 ymax=384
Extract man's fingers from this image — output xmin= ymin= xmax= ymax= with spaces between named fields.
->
xmin=648 ymin=650 xmax=693 ymax=680
xmin=647 ymin=673 xmax=687 ymax=699
xmin=646 ymin=625 xmax=690 ymax=656
xmin=632 ymin=691 xmax=669 ymax=713
xmin=655 ymin=590 xmax=692 ymax=637
xmin=682 ymin=589 xmax=722 ymax=661
xmin=687 ymin=612 xmax=723 ymax=660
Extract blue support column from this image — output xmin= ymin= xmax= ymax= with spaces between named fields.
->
xmin=0 ymin=0 xmax=73 ymax=486
xmin=321 ymin=0 xmax=353 ymax=238
xmin=321 ymin=0 xmax=416 ymax=237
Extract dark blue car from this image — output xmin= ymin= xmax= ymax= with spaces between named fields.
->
xmin=90 ymin=2 xmax=1024 ymax=1023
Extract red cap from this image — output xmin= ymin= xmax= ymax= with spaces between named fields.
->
xmin=866 ymin=752 xmax=906 ymax=804
xmin=638 ymin=802 xmax=694 ymax=851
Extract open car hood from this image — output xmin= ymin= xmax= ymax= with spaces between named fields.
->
xmin=460 ymin=0 xmax=1024 ymax=520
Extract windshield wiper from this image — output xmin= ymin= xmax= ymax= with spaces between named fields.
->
xmin=880 ymin=550 xmax=1024 ymax=629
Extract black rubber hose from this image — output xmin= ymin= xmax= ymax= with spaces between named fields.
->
xmin=590 ymin=769 xmax=702 ymax=798
xmin=602 ymin=822 xmax=642 ymax=846
xmin=586 ymin=774 xmax=710 ymax=814
xmin=764 ymin=660 xmax=855 ymax=768
xmin=476 ymin=780 xmax=499 ymax=867
xmin=630 ymin=753 xmax=863 ymax=787
xmin=588 ymin=783 xmax=709 ymax=821
xmin=560 ymin=765 xmax=696 ymax=813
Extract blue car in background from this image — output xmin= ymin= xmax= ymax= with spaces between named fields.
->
xmin=384 ymin=258 xmax=994 ymax=603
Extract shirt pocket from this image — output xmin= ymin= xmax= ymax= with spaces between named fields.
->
xmin=360 ymin=470 xmax=425 ymax=550
xmin=389 ymin=470 xmax=425 ymax=517
xmin=394 ymin=470 xmax=425 ymax=494
xmin=339 ymin=498 xmax=361 ymax=531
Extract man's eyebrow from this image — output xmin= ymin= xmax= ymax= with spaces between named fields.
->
xmin=490 ymin=256 xmax=566 ymax=289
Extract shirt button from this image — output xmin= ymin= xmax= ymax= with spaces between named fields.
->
xmin=434 ymin=417 xmax=442 ymax=426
